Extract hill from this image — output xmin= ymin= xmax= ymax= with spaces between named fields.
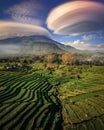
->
xmin=0 ymin=35 xmax=76 ymax=56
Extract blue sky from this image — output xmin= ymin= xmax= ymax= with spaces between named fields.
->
xmin=0 ymin=0 xmax=104 ymax=51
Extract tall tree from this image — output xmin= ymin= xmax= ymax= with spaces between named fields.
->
xmin=61 ymin=53 xmax=75 ymax=65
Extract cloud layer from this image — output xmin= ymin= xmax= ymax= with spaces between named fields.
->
xmin=0 ymin=44 xmax=21 ymax=56
xmin=47 ymin=1 xmax=104 ymax=35
xmin=0 ymin=21 xmax=51 ymax=39
xmin=63 ymin=40 xmax=104 ymax=51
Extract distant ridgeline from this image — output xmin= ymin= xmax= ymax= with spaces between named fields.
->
xmin=0 ymin=35 xmax=76 ymax=56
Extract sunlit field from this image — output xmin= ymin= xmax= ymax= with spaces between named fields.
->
xmin=0 ymin=58 xmax=104 ymax=130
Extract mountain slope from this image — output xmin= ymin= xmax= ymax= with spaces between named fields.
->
xmin=0 ymin=35 xmax=76 ymax=56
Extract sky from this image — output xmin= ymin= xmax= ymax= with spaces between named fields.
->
xmin=0 ymin=0 xmax=104 ymax=51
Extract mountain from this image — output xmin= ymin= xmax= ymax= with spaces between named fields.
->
xmin=0 ymin=35 xmax=76 ymax=56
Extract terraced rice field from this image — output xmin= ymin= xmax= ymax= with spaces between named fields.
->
xmin=0 ymin=71 xmax=63 ymax=130
xmin=62 ymin=97 xmax=104 ymax=130
xmin=0 ymin=70 xmax=104 ymax=130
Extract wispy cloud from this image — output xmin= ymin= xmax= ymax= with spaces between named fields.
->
xmin=82 ymin=34 xmax=96 ymax=41
xmin=0 ymin=21 xmax=51 ymax=40
xmin=82 ymin=31 xmax=104 ymax=41
xmin=46 ymin=1 xmax=104 ymax=35
xmin=62 ymin=40 xmax=104 ymax=51
xmin=5 ymin=0 xmax=44 ymax=25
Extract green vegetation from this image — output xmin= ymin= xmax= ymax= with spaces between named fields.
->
xmin=0 ymin=71 xmax=63 ymax=130
xmin=0 ymin=54 xmax=104 ymax=130
xmin=58 ymin=66 xmax=104 ymax=130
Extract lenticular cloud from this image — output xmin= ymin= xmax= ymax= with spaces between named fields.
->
xmin=46 ymin=1 xmax=104 ymax=35
xmin=0 ymin=21 xmax=51 ymax=40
